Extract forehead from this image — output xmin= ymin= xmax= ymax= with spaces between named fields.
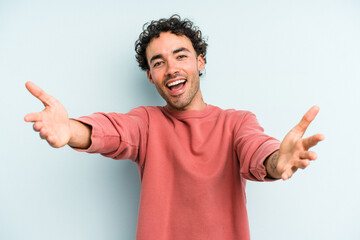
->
xmin=146 ymin=32 xmax=195 ymax=59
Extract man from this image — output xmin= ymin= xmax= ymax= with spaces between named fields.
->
xmin=24 ymin=15 xmax=324 ymax=240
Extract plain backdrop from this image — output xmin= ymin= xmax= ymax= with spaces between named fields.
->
xmin=1 ymin=0 xmax=359 ymax=239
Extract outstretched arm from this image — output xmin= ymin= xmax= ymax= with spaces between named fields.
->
xmin=24 ymin=81 xmax=92 ymax=149
xmin=264 ymin=106 xmax=325 ymax=180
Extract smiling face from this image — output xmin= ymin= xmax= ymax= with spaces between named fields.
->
xmin=146 ymin=32 xmax=205 ymax=111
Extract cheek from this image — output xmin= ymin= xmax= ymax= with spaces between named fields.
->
xmin=150 ymin=71 xmax=163 ymax=84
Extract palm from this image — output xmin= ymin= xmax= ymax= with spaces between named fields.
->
xmin=24 ymin=82 xmax=71 ymax=148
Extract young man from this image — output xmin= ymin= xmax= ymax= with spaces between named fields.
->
xmin=24 ymin=15 xmax=324 ymax=240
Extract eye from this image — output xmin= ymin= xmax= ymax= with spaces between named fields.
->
xmin=153 ymin=61 xmax=163 ymax=68
xmin=177 ymin=55 xmax=187 ymax=59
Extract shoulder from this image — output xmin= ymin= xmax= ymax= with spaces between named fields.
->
xmin=127 ymin=106 xmax=169 ymax=121
xmin=128 ymin=106 xmax=162 ymax=115
xmin=210 ymin=106 xmax=262 ymax=133
xmin=211 ymin=105 xmax=254 ymax=121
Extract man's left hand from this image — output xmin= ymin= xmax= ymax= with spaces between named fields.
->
xmin=265 ymin=106 xmax=325 ymax=180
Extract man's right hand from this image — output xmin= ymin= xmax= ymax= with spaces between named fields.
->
xmin=24 ymin=81 xmax=72 ymax=148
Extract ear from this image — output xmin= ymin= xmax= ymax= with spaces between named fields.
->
xmin=197 ymin=54 xmax=205 ymax=71
xmin=146 ymin=70 xmax=154 ymax=84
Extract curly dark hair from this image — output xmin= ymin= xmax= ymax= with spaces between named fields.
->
xmin=135 ymin=14 xmax=208 ymax=76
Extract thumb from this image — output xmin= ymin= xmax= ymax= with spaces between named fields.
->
xmin=292 ymin=105 xmax=320 ymax=136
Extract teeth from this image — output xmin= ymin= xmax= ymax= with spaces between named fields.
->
xmin=167 ymin=79 xmax=186 ymax=87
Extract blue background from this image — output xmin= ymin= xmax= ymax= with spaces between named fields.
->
xmin=1 ymin=0 xmax=359 ymax=239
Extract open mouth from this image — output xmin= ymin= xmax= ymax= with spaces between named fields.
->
xmin=166 ymin=79 xmax=187 ymax=94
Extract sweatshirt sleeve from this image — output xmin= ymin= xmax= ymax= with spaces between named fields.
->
xmin=71 ymin=107 xmax=149 ymax=165
xmin=234 ymin=112 xmax=280 ymax=182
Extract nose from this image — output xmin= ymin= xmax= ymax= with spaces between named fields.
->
xmin=165 ymin=58 xmax=180 ymax=77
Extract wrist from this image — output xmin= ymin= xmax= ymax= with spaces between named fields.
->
xmin=67 ymin=119 xmax=92 ymax=149
xmin=68 ymin=119 xmax=76 ymax=146
xmin=265 ymin=151 xmax=281 ymax=179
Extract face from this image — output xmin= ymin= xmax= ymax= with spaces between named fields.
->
xmin=146 ymin=32 xmax=205 ymax=111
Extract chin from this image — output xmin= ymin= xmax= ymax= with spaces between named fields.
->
xmin=167 ymin=100 xmax=191 ymax=111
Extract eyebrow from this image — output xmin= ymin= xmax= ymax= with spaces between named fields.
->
xmin=173 ymin=47 xmax=190 ymax=54
xmin=149 ymin=47 xmax=191 ymax=64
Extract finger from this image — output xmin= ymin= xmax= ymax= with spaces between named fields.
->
xmin=25 ymin=81 xmax=56 ymax=107
xmin=293 ymin=105 xmax=320 ymax=136
xmin=38 ymin=128 xmax=60 ymax=148
xmin=24 ymin=112 xmax=42 ymax=122
xmin=47 ymin=135 xmax=58 ymax=148
xmin=48 ymin=135 xmax=65 ymax=148
xmin=282 ymin=165 xmax=302 ymax=180
xmin=281 ymin=170 xmax=293 ymax=181
xmin=299 ymin=151 xmax=317 ymax=160
xmin=294 ymin=159 xmax=311 ymax=169
xmin=39 ymin=127 xmax=48 ymax=139
xmin=33 ymin=122 xmax=43 ymax=132
xmin=302 ymin=134 xmax=325 ymax=150
xmin=40 ymin=127 xmax=49 ymax=138
xmin=39 ymin=132 xmax=47 ymax=140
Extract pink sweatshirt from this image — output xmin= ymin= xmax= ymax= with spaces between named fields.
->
xmin=75 ymin=104 xmax=280 ymax=240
